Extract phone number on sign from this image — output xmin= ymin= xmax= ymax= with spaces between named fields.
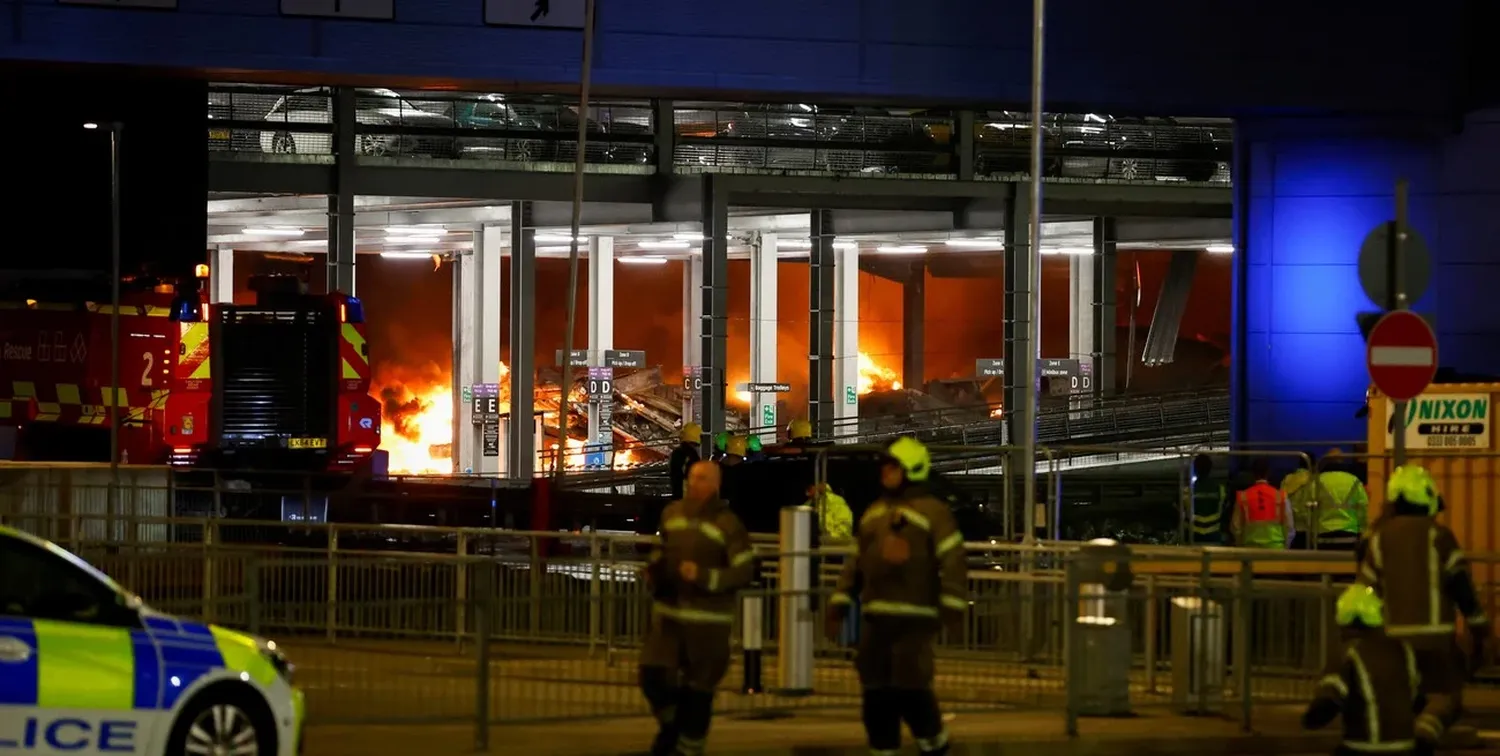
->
xmin=1424 ymin=436 xmax=1481 ymax=448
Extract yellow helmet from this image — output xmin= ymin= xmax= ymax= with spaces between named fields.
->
xmin=788 ymin=419 xmax=813 ymax=441
xmin=1336 ymin=584 xmax=1385 ymax=628
xmin=727 ymin=436 xmax=749 ymax=456
xmin=884 ymin=436 xmax=931 ymax=482
xmin=1387 ymin=464 xmax=1441 ymax=515
xmin=680 ymin=422 xmax=702 ymax=444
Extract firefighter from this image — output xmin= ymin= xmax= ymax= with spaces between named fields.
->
xmin=1185 ymin=453 xmax=1227 ymax=545
xmin=1284 ymin=454 xmax=1369 ymax=550
xmin=788 ymin=418 xmax=813 ymax=444
xmin=639 ymin=461 xmax=757 ymax=756
xmin=709 ymin=431 xmax=730 ymax=462
xmin=1357 ymin=465 xmax=1491 ymax=751
xmin=669 ymin=423 xmax=703 ymax=500
xmin=1230 ymin=457 xmax=1295 ymax=549
xmin=744 ymin=435 xmax=767 ymax=462
xmin=723 ymin=436 xmax=748 ymax=467
xmin=806 ymin=482 xmax=854 ymax=545
xmin=1301 ymin=584 xmax=1422 ymax=756
xmin=826 ymin=436 xmax=968 ymax=756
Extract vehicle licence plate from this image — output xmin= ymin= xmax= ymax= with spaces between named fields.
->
xmin=288 ymin=437 xmax=327 ymax=450
xmin=209 ymin=128 xmax=230 ymax=140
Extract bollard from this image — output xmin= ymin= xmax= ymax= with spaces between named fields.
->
xmin=740 ymin=591 xmax=764 ymax=694
xmin=776 ymin=506 xmax=814 ymax=695
xmin=474 ymin=560 xmax=494 ymax=751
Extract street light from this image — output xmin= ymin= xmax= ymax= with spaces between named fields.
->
xmin=86 ymin=121 xmax=123 ymax=508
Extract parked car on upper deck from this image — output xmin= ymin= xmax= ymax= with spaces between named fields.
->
xmin=258 ymin=87 xmax=462 ymax=158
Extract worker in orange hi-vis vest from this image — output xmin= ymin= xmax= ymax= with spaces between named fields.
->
xmin=1230 ymin=457 xmax=1296 ymax=549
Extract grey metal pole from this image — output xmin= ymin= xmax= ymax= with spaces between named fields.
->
xmin=555 ymin=0 xmax=598 ymax=483
xmin=108 ymin=122 xmax=123 ymax=511
xmin=1390 ymin=179 xmax=1409 ymax=467
xmin=1021 ymin=0 xmax=1047 ymax=533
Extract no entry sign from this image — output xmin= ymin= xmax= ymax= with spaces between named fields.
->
xmin=1366 ymin=310 xmax=1438 ymax=401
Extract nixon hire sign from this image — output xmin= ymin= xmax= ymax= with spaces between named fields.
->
xmin=1384 ymin=393 xmax=1491 ymax=450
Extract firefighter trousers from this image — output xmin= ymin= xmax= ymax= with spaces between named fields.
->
xmin=639 ymin=617 xmax=731 ymax=756
xmin=856 ymin=617 xmax=949 ymax=755
xmin=1410 ymin=638 xmax=1468 ymax=744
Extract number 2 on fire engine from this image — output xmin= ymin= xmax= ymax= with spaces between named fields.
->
xmin=140 ymin=352 xmax=154 ymax=387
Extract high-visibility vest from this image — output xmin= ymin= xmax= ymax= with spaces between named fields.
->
xmin=1188 ymin=482 xmax=1225 ymax=543
xmin=1284 ymin=470 xmax=1367 ymax=538
xmin=807 ymin=491 xmax=854 ymax=543
xmin=1237 ymin=482 xmax=1287 ymax=549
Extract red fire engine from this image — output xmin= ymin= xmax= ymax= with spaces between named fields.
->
xmin=0 ymin=273 xmax=381 ymax=470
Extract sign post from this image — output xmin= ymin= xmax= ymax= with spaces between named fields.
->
xmin=1357 ymin=181 xmax=1433 ymax=467
xmin=472 ymin=383 xmax=502 ymax=458
xmin=586 ymin=366 xmax=614 ymax=468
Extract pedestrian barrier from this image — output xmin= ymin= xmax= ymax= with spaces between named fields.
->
xmin=5 ymin=507 xmax=1494 ymax=737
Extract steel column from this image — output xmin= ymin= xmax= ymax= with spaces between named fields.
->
xmin=698 ymin=176 xmax=729 ymax=450
xmin=902 ymin=262 xmax=926 ymax=389
xmin=454 ymin=223 xmax=505 ymax=475
xmin=653 ymin=99 xmax=675 ymax=177
xmin=1092 ymin=217 xmax=1118 ymax=395
xmin=749 ymin=232 xmax=779 ymax=443
xmin=681 ymin=254 xmax=704 ymax=424
xmin=209 ymin=247 xmax=234 ymax=304
xmin=587 ymin=236 xmax=615 ymax=445
xmin=508 ymin=201 xmax=537 ymax=479
xmin=808 ymin=209 xmax=836 ymax=439
xmin=832 ymin=240 xmax=860 ymax=436
xmin=326 ymin=86 xmax=357 ymax=294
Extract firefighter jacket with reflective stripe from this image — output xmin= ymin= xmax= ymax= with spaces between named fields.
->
xmin=1187 ymin=481 xmax=1225 ymax=543
xmin=1311 ymin=633 xmax=1421 ymax=753
xmin=1359 ymin=515 xmax=1491 ymax=648
xmin=649 ymin=498 xmax=757 ymax=624
xmin=831 ymin=486 xmax=968 ymax=621
xmin=806 ymin=490 xmax=854 ymax=544
xmin=1237 ymin=481 xmax=1289 ymax=549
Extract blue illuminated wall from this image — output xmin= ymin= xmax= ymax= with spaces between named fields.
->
xmin=0 ymin=0 xmax=1473 ymax=113
xmin=1232 ymin=111 xmax=1500 ymax=445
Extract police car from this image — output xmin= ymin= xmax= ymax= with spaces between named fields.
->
xmin=0 ymin=526 xmax=304 ymax=755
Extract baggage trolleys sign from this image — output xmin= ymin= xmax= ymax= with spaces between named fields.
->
xmin=1384 ymin=393 xmax=1491 ymax=450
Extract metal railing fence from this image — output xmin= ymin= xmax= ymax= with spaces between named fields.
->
xmin=4 ymin=509 xmax=1495 ymax=736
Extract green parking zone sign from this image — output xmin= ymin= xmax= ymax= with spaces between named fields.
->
xmin=845 ymin=386 xmax=857 ymax=405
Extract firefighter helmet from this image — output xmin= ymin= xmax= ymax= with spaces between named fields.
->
xmin=746 ymin=436 xmax=763 ymax=453
xmin=1387 ymin=464 xmax=1441 ymax=515
xmin=1336 ymin=584 xmax=1385 ymax=628
xmin=727 ymin=436 xmax=749 ymax=457
xmin=714 ymin=431 xmax=730 ymax=452
xmin=884 ymin=436 xmax=932 ymax=482
xmin=788 ymin=419 xmax=813 ymax=441
xmin=680 ymin=422 xmax=703 ymax=444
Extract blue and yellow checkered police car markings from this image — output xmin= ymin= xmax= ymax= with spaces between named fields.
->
xmin=0 ymin=527 xmax=304 ymax=756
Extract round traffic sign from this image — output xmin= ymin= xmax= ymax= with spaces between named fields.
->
xmin=1366 ymin=311 xmax=1438 ymax=402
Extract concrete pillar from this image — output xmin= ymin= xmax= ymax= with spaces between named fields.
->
xmin=832 ymin=241 xmax=860 ymax=436
xmin=699 ymin=176 xmax=729 ymax=451
xmin=453 ymin=223 xmax=505 ymax=475
xmin=209 ymin=246 xmax=234 ymax=304
xmin=587 ymin=236 xmax=614 ymax=446
xmin=1092 ymin=218 xmax=1118 ymax=396
xmin=749 ymin=233 xmax=779 ymax=442
xmin=681 ymin=253 xmax=704 ymax=424
xmin=1003 ymin=188 xmax=1035 ymax=447
xmin=507 ymin=201 xmax=537 ymax=479
xmin=326 ymin=86 xmax=356 ymax=294
xmin=808 ymin=210 xmax=836 ymax=438
xmin=902 ymin=262 xmax=925 ymax=390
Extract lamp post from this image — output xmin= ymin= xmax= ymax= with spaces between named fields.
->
xmin=85 ymin=121 xmax=123 ymax=512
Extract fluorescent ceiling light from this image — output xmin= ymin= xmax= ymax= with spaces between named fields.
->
xmin=386 ymin=226 xmax=447 ymax=236
xmin=876 ymin=245 xmax=927 ymax=254
xmin=383 ymin=236 xmax=443 ymax=245
xmin=380 ymin=251 xmax=433 ymax=260
xmin=535 ymin=233 xmax=584 ymax=243
xmin=1041 ymin=247 xmax=1093 ymax=256
xmin=83 ymin=122 xmax=99 ymax=130
xmin=833 ymin=241 xmax=859 ymax=250
xmin=620 ymin=256 xmax=669 ymax=265
xmin=944 ymin=238 xmax=1004 ymax=248
xmin=774 ymin=238 xmax=811 ymax=248
xmin=1205 ymin=244 xmax=1235 ymax=254
xmin=671 ymin=232 xmax=704 ymax=241
xmin=638 ymin=240 xmax=691 ymax=250
xmin=243 ymin=227 xmax=305 ymax=237
xmin=535 ymin=245 xmax=575 ymax=254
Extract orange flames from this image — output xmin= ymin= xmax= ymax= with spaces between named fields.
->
xmin=857 ymin=352 xmax=902 ymax=394
xmin=377 ymin=360 xmax=639 ymax=474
